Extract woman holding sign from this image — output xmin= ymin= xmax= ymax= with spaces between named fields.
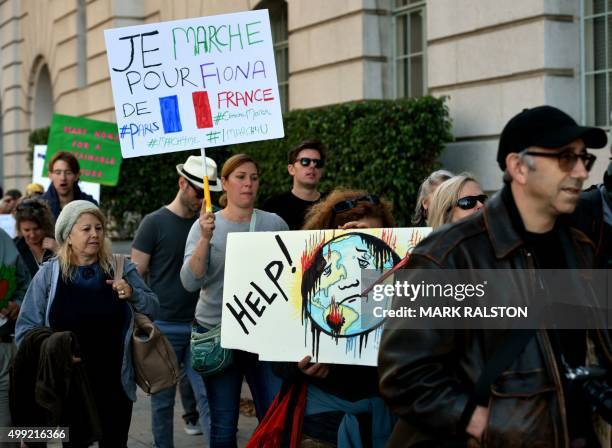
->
xmin=181 ymin=153 xmax=288 ymax=447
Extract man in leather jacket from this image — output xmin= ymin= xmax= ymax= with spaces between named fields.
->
xmin=378 ymin=106 xmax=611 ymax=447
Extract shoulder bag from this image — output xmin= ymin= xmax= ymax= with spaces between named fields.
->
xmin=113 ymin=254 xmax=179 ymax=394
xmin=190 ymin=210 xmax=258 ymax=376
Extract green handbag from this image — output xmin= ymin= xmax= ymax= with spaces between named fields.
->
xmin=190 ymin=324 xmax=233 ymax=377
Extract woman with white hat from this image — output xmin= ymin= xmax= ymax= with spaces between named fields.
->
xmin=15 ymin=200 xmax=158 ymax=447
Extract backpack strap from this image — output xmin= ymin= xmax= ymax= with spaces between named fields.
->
xmin=459 ymin=329 xmax=536 ymax=429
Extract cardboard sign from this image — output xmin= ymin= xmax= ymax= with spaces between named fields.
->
xmin=104 ymin=9 xmax=284 ymax=158
xmin=221 ymin=227 xmax=431 ymax=366
xmin=33 ymin=145 xmax=101 ymax=203
xmin=44 ymin=114 xmax=122 ymax=186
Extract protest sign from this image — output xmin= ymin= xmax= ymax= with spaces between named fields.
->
xmin=0 ymin=215 xmax=15 ymax=238
xmin=33 ymin=145 xmax=101 ymax=203
xmin=221 ymin=227 xmax=431 ymax=366
xmin=44 ymin=114 xmax=122 ymax=186
xmin=104 ymin=9 xmax=284 ymax=158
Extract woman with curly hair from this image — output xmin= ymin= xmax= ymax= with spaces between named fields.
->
xmin=302 ymin=188 xmax=395 ymax=230
xmin=258 ymin=188 xmax=397 ymax=448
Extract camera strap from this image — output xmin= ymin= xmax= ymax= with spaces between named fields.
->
xmin=459 ymin=329 xmax=536 ymax=429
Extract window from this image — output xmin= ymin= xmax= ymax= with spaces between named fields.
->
xmin=258 ymin=1 xmax=289 ymax=112
xmin=583 ymin=0 xmax=612 ymax=126
xmin=392 ymin=0 xmax=426 ymax=98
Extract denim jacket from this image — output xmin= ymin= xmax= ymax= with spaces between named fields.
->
xmin=15 ymin=257 xmax=159 ymax=401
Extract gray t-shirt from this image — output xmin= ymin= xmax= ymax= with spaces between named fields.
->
xmin=180 ymin=209 xmax=288 ymax=329
xmin=132 ymin=207 xmax=198 ymax=322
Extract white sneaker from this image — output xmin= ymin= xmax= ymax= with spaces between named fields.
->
xmin=184 ymin=422 xmax=203 ymax=436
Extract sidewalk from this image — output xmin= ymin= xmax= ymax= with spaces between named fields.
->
xmin=113 ymin=241 xmax=259 ymax=447
xmin=128 ymin=388 xmax=258 ymax=447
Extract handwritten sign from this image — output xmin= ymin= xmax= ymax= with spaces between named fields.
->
xmin=104 ymin=9 xmax=284 ymax=158
xmin=44 ymin=114 xmax=123 ymax=186
xmin=33 ymin=146 xmax=101 ymax=203
xmin=221 ymin=227 xmax=431 ymax=366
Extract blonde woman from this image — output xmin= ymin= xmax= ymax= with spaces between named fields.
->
xmin=16 ymin=200 xmax=158 ymax=447
xmin=427 ymin=174 xmax=487 ymax=229
xmin=411 ymin=170 xmax=454 ymax=226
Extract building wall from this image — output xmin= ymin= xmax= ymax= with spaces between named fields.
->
xmin=0 ymin=0 xmax=607 ymax=193
xmin=428 ymin=0 xmax=608 ymax=190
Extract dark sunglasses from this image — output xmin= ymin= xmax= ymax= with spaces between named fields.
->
xmin=188 ymin=182 xmax=205 ymax=199
xmin=296 ymin=157 xmax=324 ymax=169
xmin=524 ymin=150 xmax=597 ymax=172
xmin=333 ymin=195 xmax=380 ymax=214
xmin=456 ymin=194 xmax=488 ymax=210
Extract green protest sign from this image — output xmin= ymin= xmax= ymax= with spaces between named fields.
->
xmin=44 ymin=114 xmax=123 ymax=186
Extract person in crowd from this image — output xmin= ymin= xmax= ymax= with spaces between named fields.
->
xmin=41 ymin=152 xmax=97 ymax=219
xmin=411 ymin=169 xmax=453 ymax=226
xmin=262 ymin=139 xmax=326 ymax=230
xmin=181 ymin=153 xmax=288 ymax=447
xmin=0 ymin=189 xmax=22 ymax=214
xmin=378 ymin=105 xmax=611 ymax=447
xmin=15 ymin=200 xmax=158 ymax=447
xmin=571 ymin=149 xmax=612 ymax=268
xmin=24 ymin=183 xmax=45 ymax=199
xmin=426 ymin=174 xmax=487 ymax=229
xmin=259 ymin=189 xmax=396 ymax=447
xmin=131 ymin=155 xmax=215 ymax=447
xmin=302 ymin=188 xmax=394 ymax=230
xmin=0 ymin=229 xmax=31 ymax=438
xmin=13 ymin=199 xmax=57 ymax=278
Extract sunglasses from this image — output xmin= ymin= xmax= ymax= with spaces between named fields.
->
xmin=456 ymin=194 xmax=488 ymax=210
xmin=333 ymin=195 xmax=380 ymax=214
xmin=296 ymin=157 xmax=324 ymax=169
xmin=188 ymin=182 xmax=205 ymax=199
xmin=524 ymin=150 xmax=597 ymax=172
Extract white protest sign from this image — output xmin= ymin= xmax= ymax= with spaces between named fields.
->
xmin=33 ymin=146 xmax=101 ymax=203
xmin=0 ymin=215 xmax=16 ymax=238
xmin=221 ymin=227 xmax=431 ymax=366
xmin=104 ymin=9 xmax=284 ymax=158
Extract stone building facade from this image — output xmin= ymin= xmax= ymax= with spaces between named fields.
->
xmin=0 ymin=0 xmax=608 ymax=192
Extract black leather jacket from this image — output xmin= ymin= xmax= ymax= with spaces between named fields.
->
xmin=378 ymin=186 xmax=611 ymax=447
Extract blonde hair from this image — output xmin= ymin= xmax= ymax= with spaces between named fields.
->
xmin=426 ymin=173 xmax=480 ymax=229
xmin=218 ymin=154 xmax=259 ymax=208
xmin=56 ymin=210 xmax=113 ymax=281
xmin=412 ymin=169 xmax=454 ymax=225
xmin=302 ymin=188 xmax=395 ymax=230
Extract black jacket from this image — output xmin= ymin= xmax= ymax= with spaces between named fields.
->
xmin=10 ymin=328 xmax=102 ymax=445
xmin=40 ymin=183 xmax=98 ymax=220
xmin=13 ymin=236 xmax=54 ymax=278
xmin=378 ymin=186 xmax=611 ymax=447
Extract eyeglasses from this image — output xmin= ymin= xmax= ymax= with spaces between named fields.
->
xmin=332 ymin=195 xmax=380 ymax=214
xmin=188 ymin=182 xmax=205 ymax=199
xmin=456 ymin=194 xmax=488 ymax=210
xmin=296 ymin=157 xmax=324 ymax=169
xmin=524 ymin=151 xmax=597 ymax=172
